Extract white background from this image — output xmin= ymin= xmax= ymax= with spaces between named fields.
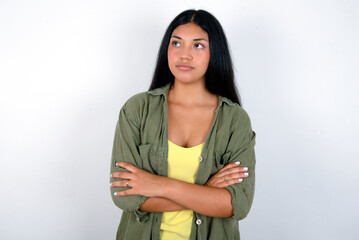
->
xmin=1 ymin=0 xmax=358 ymax=239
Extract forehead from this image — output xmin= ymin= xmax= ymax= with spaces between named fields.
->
xmin=171 ymin=23 xmax=208 ymax=39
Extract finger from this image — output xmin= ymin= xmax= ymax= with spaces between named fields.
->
xmin=111 ymin=172 xmax=132 ymax=179
xmin=214 ymin=177 xmax=243 ymax=188
xmin=113 ymin=188 xmax=136 ymax=197
xmin=240 ymin=167 xmax=249 ymax=172
xmin=221 ymin=172 xmax=249 ymax=181
xmin=110 ymin=180 xmax=132 ymax=188
xmin=223 ymin=178 xmax=244 ymax=187
xmin=218 ymin=166 xmax=249 ymax=177
xmin=116 ymin=162 xmax=138 ymax=173
xmin=217 ymin=167 xmax=242 ymax=178
xmin=218 ymin=161 xmax=241 ymax=173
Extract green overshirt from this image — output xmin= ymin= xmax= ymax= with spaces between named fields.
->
xmin=110 ymin=83 xmax=256 ymax=240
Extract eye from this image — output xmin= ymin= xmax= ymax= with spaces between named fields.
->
xmin=172 ymin=41 xmax=181 ymax=47
xmin=194 ymin=43 xmax=204 ymax=49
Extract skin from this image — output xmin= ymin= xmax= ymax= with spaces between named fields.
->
xmin=111 ymin=23 xmax=249 ymax=218
xmin=112 ymin=162 xmax=248 ymax=217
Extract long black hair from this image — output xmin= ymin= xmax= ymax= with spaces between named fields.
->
xmin=149 ymin=9 xmax=241 ymax=106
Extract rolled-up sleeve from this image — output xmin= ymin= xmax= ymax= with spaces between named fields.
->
xmin=110 ymin=104 xmax=149 ymax=223
xmin=225 ymin=110 xmax=256 ymax=221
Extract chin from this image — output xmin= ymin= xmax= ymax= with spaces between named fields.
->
xmin=173 ymin=73 xmax=202 ymax=83
xmin=174 ymin=78 xmax=204 ymax=85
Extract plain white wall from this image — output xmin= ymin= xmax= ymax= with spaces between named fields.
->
xmin=1 ymin=0 xmax=358 ymax=239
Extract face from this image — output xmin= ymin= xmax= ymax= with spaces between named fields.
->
xmin=167 ymin=23 xmax=210 ymax=84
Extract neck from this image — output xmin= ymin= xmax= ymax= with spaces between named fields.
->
xmin=167 ymin=79 xmax=216 ymax=106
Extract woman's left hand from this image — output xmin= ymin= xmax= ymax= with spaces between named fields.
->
xmin=205 ymin=161 xmax=249 ymax=188
xmin=111 ymin=162 xmax=166 ymax=197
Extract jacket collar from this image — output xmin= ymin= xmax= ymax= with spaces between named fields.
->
xmin=147 ymin=82 xmax=173 ymax=96
xmin=147 ymin=82 xmax=237 ymax=107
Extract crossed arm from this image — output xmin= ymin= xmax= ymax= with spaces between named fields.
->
xmin=110 ymin=161 xmax=249 ymax=218
xmin=111 ymin=104 xmax=255 ymax=219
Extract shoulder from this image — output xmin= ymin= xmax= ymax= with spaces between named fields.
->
xmin=120 ymin=90 xmax=163 ymax=123
xmin=220 ymin=97 xmax=251 ymax=127
xmin=123 ymin=83 xmax=168 ymax=110
xmin=123 ymin=91 xmax=150 ymax=110
xmin=123 ymin=83 xmax=170 ymax=112
xmin=219 ymin=98 xmax=255 ymax=148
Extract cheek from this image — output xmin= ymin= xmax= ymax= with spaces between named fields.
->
xmin=200 ymin=52 xmax=211 ymax=69
xmin=205 ymin=51 xmax=210 ymax=64
xmin=167 ymin=47 xmax=176 ymax=62
xmin=167 ymin=48 xmax=177 ymax=73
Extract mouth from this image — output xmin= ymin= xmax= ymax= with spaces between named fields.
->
xmin=176 ymin=65 xmax=194 ymax=71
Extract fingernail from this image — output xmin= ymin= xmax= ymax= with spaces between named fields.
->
xmin=114 ymin=192 xmax=118 ymax=196
xmin=243 ymin=167 xmax=248 ymax=171
xmin=235 ymin=161 xmax=240 ymax=165
xmin=244 ymin=172 xmax=249 ymax=176
xmin=238 ymin=178 xmax=243 ymax=182
xmin=110 ymin=183 xmax=112 ymax=187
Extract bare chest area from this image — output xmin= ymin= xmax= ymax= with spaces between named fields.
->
xmin=167 ymin=102 xmax=217 ymax=148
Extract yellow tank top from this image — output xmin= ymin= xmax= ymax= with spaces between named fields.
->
xmin=160 ymin=140 xmax=204 ymax=240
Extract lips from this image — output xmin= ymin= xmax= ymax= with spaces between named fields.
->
xmin=176 ymin=64 xmax=194 ymax=70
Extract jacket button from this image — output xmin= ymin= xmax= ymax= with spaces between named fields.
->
xmin=198 ymin=156 xmax=203 ymax=162
xmin=196 ymin=219 xmax=202 ymax=225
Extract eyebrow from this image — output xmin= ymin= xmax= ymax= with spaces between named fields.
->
xmin=171 ymin=35 xmax=208 ymax=41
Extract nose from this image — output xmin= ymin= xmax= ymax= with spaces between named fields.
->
xmin=180 ymin=46 xmax=193 ymax=62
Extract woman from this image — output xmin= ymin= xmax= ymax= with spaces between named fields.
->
xmin=110 ymin=9 xmax=256 ymax=240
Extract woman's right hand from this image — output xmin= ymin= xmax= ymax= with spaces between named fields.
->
xmin=205 ymin=161 xmax=249 ymax=188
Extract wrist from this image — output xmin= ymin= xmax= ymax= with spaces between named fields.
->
xmin=156 ymin=175 xmax=169 ymax=198
xmin=158 ymin=176 xmax=175 ymax=198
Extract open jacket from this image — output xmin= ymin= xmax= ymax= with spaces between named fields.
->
xmin=110 ymin=83 xmax=256 ymax=240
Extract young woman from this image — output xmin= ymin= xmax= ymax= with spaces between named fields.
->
xmin=110 ymin=9 xmax=256 ymax=240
